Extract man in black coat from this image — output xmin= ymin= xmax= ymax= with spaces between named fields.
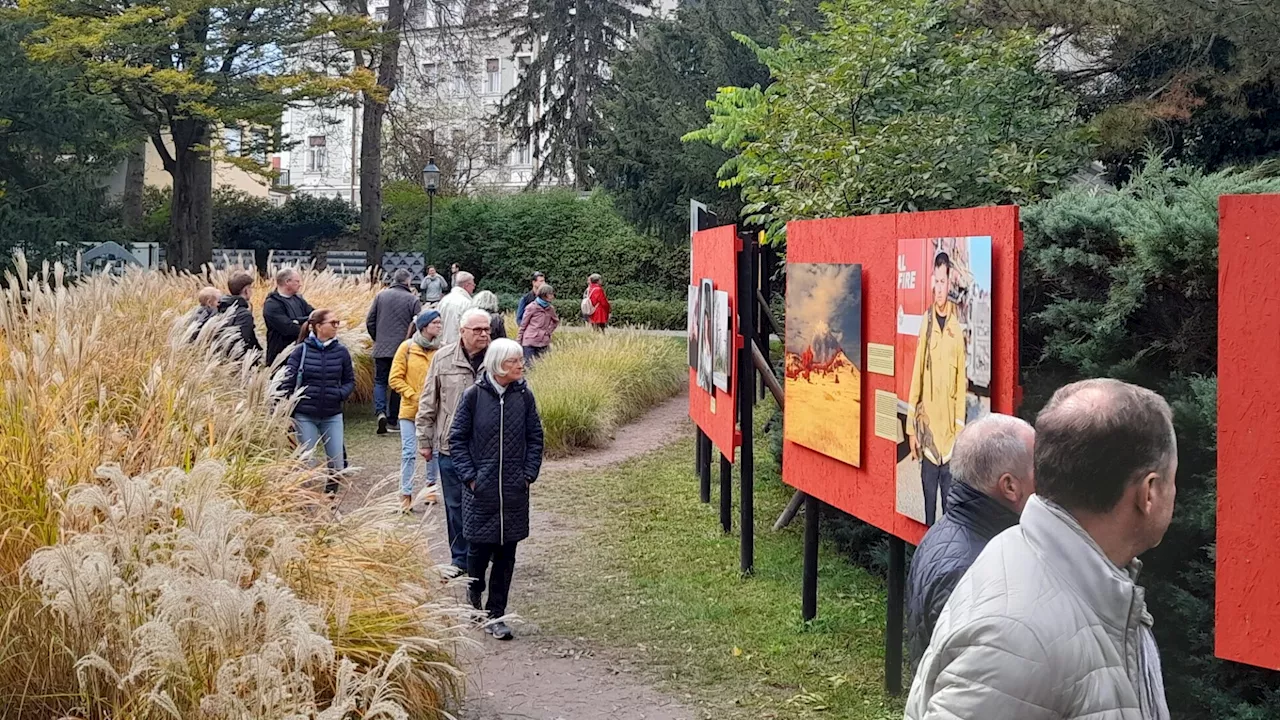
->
xmin=217 ymin=271 xmax=263 ymax=359
xmin=905 ymin=413 xmax=1036 ymax=669
xmin=366 ymin=268 xmax=422 ymax=434
xmin=262 ymin=267 xmax=314 ymax=365
xmin=449 ymin=339 xmax=544 ymax=641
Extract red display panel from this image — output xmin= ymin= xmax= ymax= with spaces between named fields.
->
xmin=1216 ymin=194 xmax=1280 ymax=671
xmin=782 ymin=207 xmax=1021 ymax=544
xmin=689 ymin=225 xmax=741 ymax=460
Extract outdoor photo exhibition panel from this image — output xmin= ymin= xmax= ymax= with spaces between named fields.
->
xmin=782 ymin=206 xmax=1021 ymax=546
xmin=1217 ymin=194 xmax=1280 ymax=672
xmin=689 ymin=224 xmax=741 ymax=460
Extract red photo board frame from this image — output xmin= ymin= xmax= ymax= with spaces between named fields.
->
xmin=689 ymin=225 xmax=742 ymax=459
xmin=782 ymin=207 xmax=1021 ymax=544
xmin=1216 ymin=194 xmax=1280 ymax=671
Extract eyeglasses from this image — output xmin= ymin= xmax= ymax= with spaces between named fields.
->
xmin=322 ymin=320 xmax=341 ymax=327
xmin=464 ymin=326 xmax=491 ymax=334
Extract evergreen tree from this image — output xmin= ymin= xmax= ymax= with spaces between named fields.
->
xmin=592 ymin=0 xmax=820 ymax=243
xmin=496 ymin=0 xmax=649 ymax=189
xmin=20 ymin=0 xmax=370 ymax=270
xmin=0 ymin=17 xmax=136 ymax=263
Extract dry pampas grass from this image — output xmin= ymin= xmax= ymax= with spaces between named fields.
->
xmin=0 ymin=256 xmax=469 ymax=719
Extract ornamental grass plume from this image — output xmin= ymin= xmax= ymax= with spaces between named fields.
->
xmin=0 ymin=256 xmax=468 ymax=718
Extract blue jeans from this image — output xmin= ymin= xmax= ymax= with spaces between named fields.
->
xmin=437 ymin=454 xmax=469 ymax=569
xmin=399 ymin=418 xmax=438 ymax=496
xmin=295 ymin=413 xmax=344 ymax=494
xmin=373 ymin=357 xmax=399 ymax=418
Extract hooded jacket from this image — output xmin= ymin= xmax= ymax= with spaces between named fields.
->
xmin=216 ymin=294 xmax=262 ymax=358
xmin=448 ymin=373 xmax=544 ymax=545
xmin=262 ymin=290 xmax=314 ymax=365
xmin=905 ymin=301 xmax=967 ymax=464
xmin=518 ymin=301 xmax=559 ymax=349
xmin=905 ymin=495 xmax=1170 ymax=720
xmin=282 ymin=335 xmax=355 ymax=418
xmin=388 ymin=337 xmax=439 ymax=422
xmin=905 ymin=481 xmax=1018 ymax=669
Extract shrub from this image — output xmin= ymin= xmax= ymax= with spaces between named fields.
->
xmin=0 ymin=259 xmax=465 ymax=718
xmin=1020 ymin=156 xmax=1280 ymax=719
xmin=383 ymin=185 xmax=688 ymax=301
xmin=527 ymin=331 xmax=687 ymax=456
xmin=134 ymin=189 xmax=358 ymax=255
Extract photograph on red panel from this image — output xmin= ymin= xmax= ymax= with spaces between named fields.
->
xmin=713 ymin=290 xmax=731 ymax=391
xmin=698 ymin=278 xmax=714 ymax=392
xmin=895 ymin=237 xmax=993 ymax=526
xmin=784 ymin=263 xmax=862 ymax=467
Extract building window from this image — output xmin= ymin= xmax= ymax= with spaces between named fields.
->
xmin=373 ymin=5 xmax=387 ymax=20
xmin=422 ymin=62 xmax=438 ymax=90
xmin=513 ymin=142 xmax=530 ymax=165
xmin=485 ymin=58 xmax=500 ymax=94
xmin=222 ymin=127 xmax=242 ymax=156
xmin=250 ymin=128 xmax=268 ymax=164
xmin=517 ymin=55 xmax=531 ymax=77
xmin=451 ymin=60 xmax=467 ymax=96
xmin=306 ymin=135 xmax=327 ymax=173
xmin=482 ymin=126 xmax=498 ymax=159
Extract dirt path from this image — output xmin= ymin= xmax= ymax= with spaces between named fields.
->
xmin=343 ymin=394 xmax=696 ymax=720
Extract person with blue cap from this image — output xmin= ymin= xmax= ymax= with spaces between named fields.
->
xmin=389 ymin=308 xmax=444 ymax=512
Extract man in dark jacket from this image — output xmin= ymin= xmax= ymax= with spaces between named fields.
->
xmin=366 ymin=268 xmax=422 ymax=434
xmin=262 ymin=267 xmax=314 ymax=365
xmin=906 ymin=413 xmax=1036 ymax=669
xmin=217 ymin=271 xmax=263 ymax=359
xmin=449 ymin=337 xmax=544 ymax=640
xmin=514 ymin=271 xmax=544 ymax=327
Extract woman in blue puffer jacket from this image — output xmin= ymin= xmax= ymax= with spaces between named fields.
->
xmin=283 ymin=308 xmax=355 ymax=495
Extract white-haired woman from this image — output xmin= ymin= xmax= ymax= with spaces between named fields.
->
xmin=448 ymin=338 xmax=544 ymax=641
xmin=471 ymin=289 xmax=507 ymax=340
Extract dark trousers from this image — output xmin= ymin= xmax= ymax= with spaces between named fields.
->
xmin=373 ymin=356 xmax=400 ymax=419
xmin=469 ymin=541 xmax=519 ymax=618
xmin=522 ymin=345 xmax=548 ymax=365
xmin=437 ymin=454 xmax=469 ymax=569
xmin=921 ymin=458 xmax=953 ymax=527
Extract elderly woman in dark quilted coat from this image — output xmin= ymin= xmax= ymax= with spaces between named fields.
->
xmin=449 ymin=337 xmax=544 ymax=641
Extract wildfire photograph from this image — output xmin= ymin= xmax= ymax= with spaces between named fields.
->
xmin=784 ymin=262 xmax=863 ymax=467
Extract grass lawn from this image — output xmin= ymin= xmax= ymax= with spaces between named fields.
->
xmin=529 ymin=430 xmax=905 ymax=720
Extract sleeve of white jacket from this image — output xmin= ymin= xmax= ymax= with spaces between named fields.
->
xmin=911 ymin=618 xmax=1060 ymax=720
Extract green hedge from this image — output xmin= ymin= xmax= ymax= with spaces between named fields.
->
xmin=497 ymin=293 xmax=686 ymax=331
xmin=384 ymin=184 xmax=688 ymax=301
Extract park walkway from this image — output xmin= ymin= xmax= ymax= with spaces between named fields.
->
xmin=344 ymin=393 xmax=696 ymax=720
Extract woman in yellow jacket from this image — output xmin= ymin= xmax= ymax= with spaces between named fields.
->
xmin=390 ymin=309 xmax=444 ymax=512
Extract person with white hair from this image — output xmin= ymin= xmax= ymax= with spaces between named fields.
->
xmin=471 ymin=289 xmax=507 ymax=339
xmin=417 ymin=307 xmax=492 ymax=573
xmin=905 ymin=413 xmax=1036 ymax=670
xmin=448 ymin=337 xmax=544 ymax=641
xmin=438 ymin=270 xmax=477 ymax=345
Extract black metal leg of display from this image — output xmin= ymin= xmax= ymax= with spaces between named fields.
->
xmin=802 ymin=493 xmax=819 ymax=622
xmin=719 ymin=452 xmax=732 ymax=533
xmin=737 ymin=234 xmax=756 ymax=576
xmin=699 ymin=435 xmax=712 ymax=504
xmin=886 ymin=536 xmax=906 ymax=695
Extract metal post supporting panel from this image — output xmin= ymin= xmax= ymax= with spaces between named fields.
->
xmin=737 ymin=230 xmax=757 ymax=576
xmin=802 ymin=493 xmax=820 ymax=621
xmin=886 ymin=536 xmax=906 ymax=695
xmin=719 ymin=453 xmax=732 ymax=533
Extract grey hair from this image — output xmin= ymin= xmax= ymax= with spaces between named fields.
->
xmin=484 ymin=338 xmax=524 ymax=378
xmin=588 ymin=273 xmax=602 ymax=284
xmin=459 ymin=307 xmax=490 ymax=330
xmin=472 ymin=290 xmax=499 ymax=312
xmin=274 ymin=267 xmax=299 ymax=286
xmin=392 ymin=268 xmax=412 ymax=285
xmin=455 ymin=270 xmax=475 ymax=286
xmin=950 ymin=414 xmax=1034 ymax=494
xmin=536 ymin=283 xmax=555 ymax=300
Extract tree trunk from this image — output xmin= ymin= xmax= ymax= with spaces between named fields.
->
xmin=121 ymin=142 xmax=146 ymax=229
xmin=356 ymin=0 xmax=405 ymax=261
xmin=167 ymin=119 xmax=213 ymax=272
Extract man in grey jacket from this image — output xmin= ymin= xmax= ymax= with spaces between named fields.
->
xmin=366 ymin=268 xmax=422 ymax=434
xmin=907 ymin=378 xmax=1175 ymax=720
xmin=419 ymin=265 xmax=449 ymax=306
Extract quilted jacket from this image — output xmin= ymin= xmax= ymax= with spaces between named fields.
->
xmin=905 ymin=495 xmax=1170 ymax=720
xmin=905 ymin=481 xmax=1017 ymax=670
xmin=448 ymin=374 xmax=544 ymax=545
xmin=282 ymin=335 xmax=355 ymax=418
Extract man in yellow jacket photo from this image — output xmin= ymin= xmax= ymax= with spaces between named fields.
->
xmin=905 ymin=252 xmax=968 ymax=526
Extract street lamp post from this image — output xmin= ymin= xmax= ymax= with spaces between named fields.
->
xmin=421 ymin=157 xmax=440 ymax=266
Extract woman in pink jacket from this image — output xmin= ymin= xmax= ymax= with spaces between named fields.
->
xmin=518 ymin=283 xmax=559 ymax=364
